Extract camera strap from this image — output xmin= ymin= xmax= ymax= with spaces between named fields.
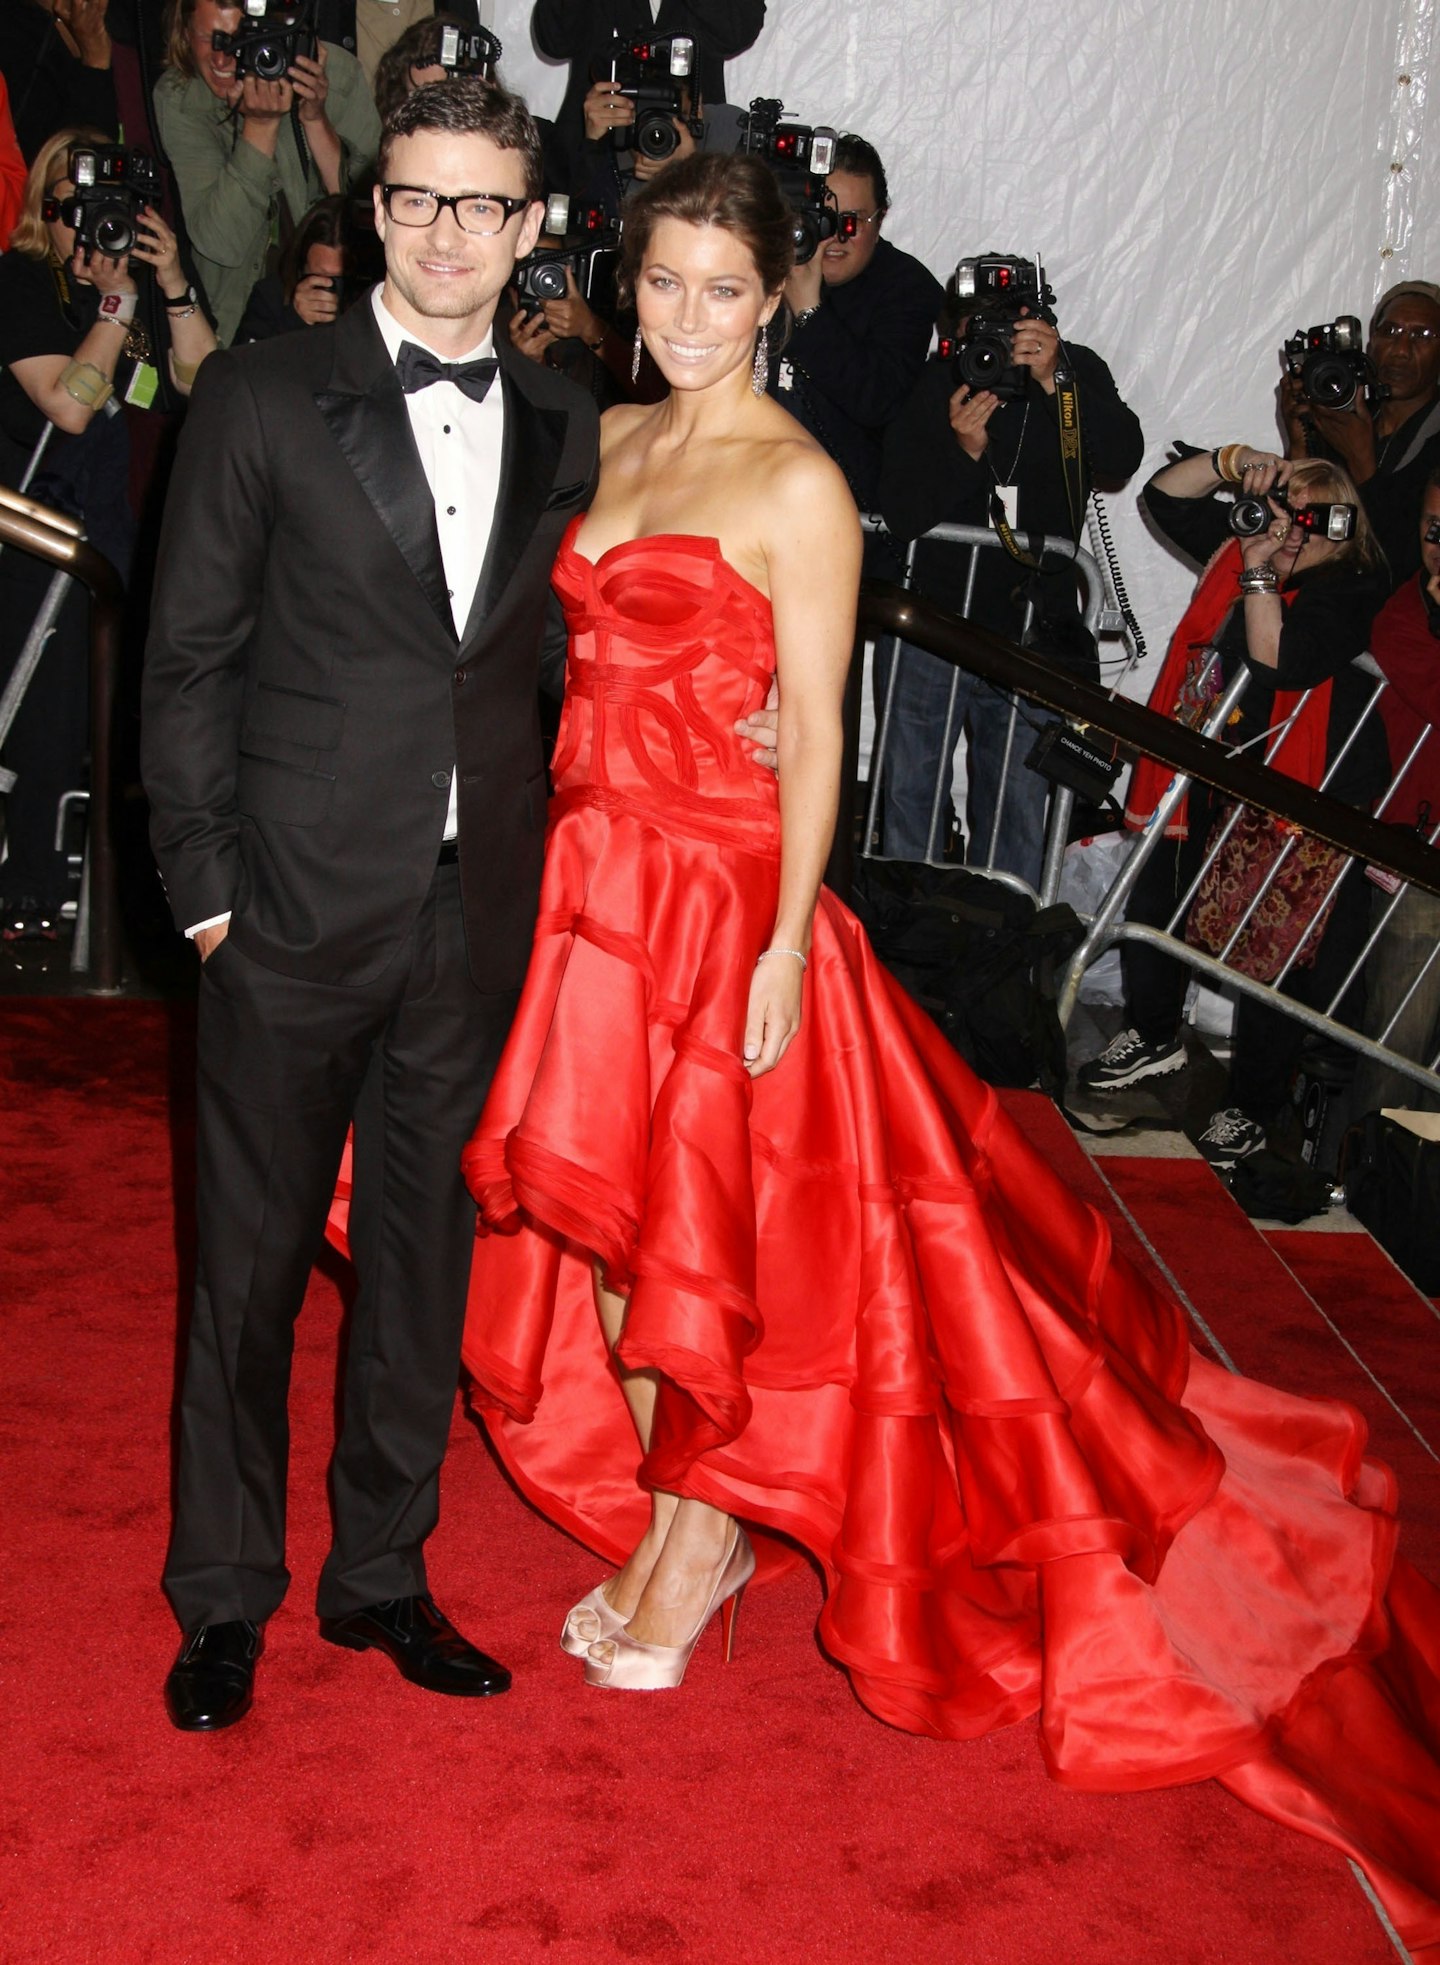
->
xmin=987 ymin=364 xmax=1086 ymax=570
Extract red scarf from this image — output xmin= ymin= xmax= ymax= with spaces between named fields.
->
xmin=1124 ymin=538 xmax=1331 ymax=838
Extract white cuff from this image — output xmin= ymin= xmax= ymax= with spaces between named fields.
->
xmin=185 ymin=912 xmax=232 ymax=939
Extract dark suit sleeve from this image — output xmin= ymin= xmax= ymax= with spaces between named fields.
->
xmin=878 ymin=359 xmax=988 ymax=541
xmin=789 ymin=250 xmax=942 ymax=431
xmin=141 ymin=350 xmax=274 ymax=932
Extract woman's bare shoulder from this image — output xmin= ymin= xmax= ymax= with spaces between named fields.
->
xmin=598 ymin=401 xmax=653 ymax=459
xmin=756 ymin=418 xmax=860 ymax=544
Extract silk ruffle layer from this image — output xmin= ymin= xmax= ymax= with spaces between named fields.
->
xmin=452 ymin=525 xmax=1440 ymax=1956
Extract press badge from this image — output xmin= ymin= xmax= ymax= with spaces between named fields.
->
xmin=990 ymin=485 xmax=1019 ymax=531
xmin=777 ymin=359 xmax=794 ymax=393
xmin=125 ymin=363 xmax=160 ymax=409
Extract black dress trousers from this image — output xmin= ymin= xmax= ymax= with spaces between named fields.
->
xmin=163 ymin=863 xmax=519 ymax=1629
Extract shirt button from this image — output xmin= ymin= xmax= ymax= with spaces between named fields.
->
xmin=431 ymin=769 xmax=451 ymax=789
xmin=446 ymin=505 xmax=456 ymax=515
xmin=443 ymin=424 xmax=452 ymax=434
xmin=453 ymin=666 xmax=467 ymax=685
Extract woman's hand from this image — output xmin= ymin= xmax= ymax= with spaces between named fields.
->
xmin=1239 ymin=496 xmax=1295 ymax=570
xmin=71 ymin=242 xmax=136 ymax=297
xmin=508 ymin=303 xmax=556 ymax=365
xmin=292 ymin=271 xmax=339 ymax=325
xmin=948 ymin=382 xmax=999 ymax=459
xmin=743 ymin=952 xmax=804 ymax=1077
xmin=540 ymin=267 xmax=601 ymax=345
xmin=131 ymin=207 xmax=184 ymax=295
xmin=289 ymin=45 xmax=330 ymax=125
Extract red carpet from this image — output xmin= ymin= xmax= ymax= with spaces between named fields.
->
xmin=0 ymin=1000 xmax=1417 ymax=1964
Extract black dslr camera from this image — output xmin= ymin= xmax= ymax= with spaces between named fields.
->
xmin=947 ymin=255 xmax=1056 ymax=401
xmin=515 ymin=196 xmax=619 ymax=318
xmin=606 ymin=31 xmax=699 ymax=161
xmin=736 ymin=98 xmax=846 ymax=265
xmin=44 ymin=143 xmax=162 ymax=257
xmin=1282 ymin=317 xmax=1382 ymax=412
xmin=212 ymin=0 xmax=317 ymax=81
xmin=1228 ymin=487 xmax=1357 ymax=542
xmin=435 ymin=22 xmax=501 ymax=78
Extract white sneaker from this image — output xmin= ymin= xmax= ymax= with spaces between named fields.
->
xmin=1076 ymin=1027 xmax=1187 ymax=1093
xmin=1198 ymin=1106 xmax=1267 ymax=1168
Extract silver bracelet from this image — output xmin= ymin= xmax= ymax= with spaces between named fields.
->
xmin=1238 ymin=566 xmax=1279 ymax=594
xmin=757 ymin=947 xmax=807 ymax=970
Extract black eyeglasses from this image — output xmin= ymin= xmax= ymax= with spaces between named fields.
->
xmin=380 ymin=185 xmax=530 ymax=235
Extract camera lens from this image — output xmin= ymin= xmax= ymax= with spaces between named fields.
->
xmin=253 ymin=38 xmax=289 ymax=79
xmin=636 ymin=111 xmax=679 ymax=160
xmin=1302 ymin=353 xmax=1358 ymax=411
xmin=1228 ymin=495 xmax=1272 ymax=537
xmin=791 ymin=213 xmax=821 ymax=264
xmin=533 ymin=261 xmax=568 ymax=300
xmin=93 ymin=205 xmax=135 ymax=256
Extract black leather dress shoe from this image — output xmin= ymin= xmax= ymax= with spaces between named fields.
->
xmin=164 ymin=1619 xmax=262 ymax=1731
xmin=318 ymin=1594 xmax=511 ymax=1697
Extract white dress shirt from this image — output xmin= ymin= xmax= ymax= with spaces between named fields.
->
xmin=186 ymin=287 xmax=508 ymax=935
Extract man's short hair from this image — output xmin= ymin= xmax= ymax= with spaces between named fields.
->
xmin=832 ymin=135 xmax=889 ymax=215
xmin=378 ymin=76 xmax=543 ymax=201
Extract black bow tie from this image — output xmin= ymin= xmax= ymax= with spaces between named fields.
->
xmin=395 ymin=341 xmax=499 ymax=403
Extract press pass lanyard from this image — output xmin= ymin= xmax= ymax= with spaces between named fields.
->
xmin=987 ymin=363 xmax=1085 ymax=569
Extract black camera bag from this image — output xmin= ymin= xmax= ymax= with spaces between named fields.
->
xmin=1343 ymin=1111 xmax=1440 ymax=1293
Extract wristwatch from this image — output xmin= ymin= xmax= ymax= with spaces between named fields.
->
xmin=163 ymin=284 xmax=199 ymax=311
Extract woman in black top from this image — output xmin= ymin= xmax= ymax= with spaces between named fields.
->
xmin=0 ymin=124 xmax=214 ymax=938
xmin=1078 ymin=446 xmax=1389 ymax=1162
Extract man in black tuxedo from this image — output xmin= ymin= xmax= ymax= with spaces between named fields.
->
xmin=142 ymin=77 xmax=599 ymax=1730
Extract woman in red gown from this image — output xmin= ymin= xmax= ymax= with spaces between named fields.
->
xmin=456 ymin=153 xmax=1440 ymax=1952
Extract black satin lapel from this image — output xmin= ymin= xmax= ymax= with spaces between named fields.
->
xmin=313 ymin=380 xmax=456 ymax=639
xmin=460 ymin=370 xmax=565 ymax=647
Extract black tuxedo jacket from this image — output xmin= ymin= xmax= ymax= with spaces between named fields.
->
xmin=142 ymin=299 xmax=599 ymax=990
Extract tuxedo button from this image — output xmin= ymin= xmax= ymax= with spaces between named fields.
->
xmin=453 ymin=667 xmax=467 ymax=686
xmin=431 ymin=770 xmax=451 ymax=789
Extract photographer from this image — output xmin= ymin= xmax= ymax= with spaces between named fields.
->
xmin=232 ymin=190 xmax=375 ymax=339
xmin=1351 ymin=467 xmax=1440 ymax=1115
xmin=773 ymin=134 xmax=941 ymax=511
xmin=876 ymin=269 xmax=1143 ymax=879
xmin=0 ymin=127 xmax=215 ymax=938
xmin=1282 ymin=282 xmax=1440 ymax=588
xmin=1078 ymin=447 xmax=1389 ymax=1167
xmin=153 ymin=0 xmax=379 ymax=345
xmin=1 ymin=0 xmax=118 ymax=162
xmin=531 ymin=0 xmax=762 ymax=184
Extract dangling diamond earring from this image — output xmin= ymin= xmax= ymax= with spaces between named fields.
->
xmin=632 ymin=327 xmax=643 ymax=384
xmin=751 ymin=321 xmax=769 ymax=396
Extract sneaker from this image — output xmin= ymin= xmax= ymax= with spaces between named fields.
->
xmin=1076 ymin=1027 xmax=1187 ymax=1094
xmin=1 ymin=896 xmax=59 ymax=942
xmin=1198 ymin=1106 xmax=1267 ymax=1169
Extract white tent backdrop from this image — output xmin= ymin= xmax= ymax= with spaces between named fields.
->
xmin=487 ymin=0 xmax=1438 ymax=694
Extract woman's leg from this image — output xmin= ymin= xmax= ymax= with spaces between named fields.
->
xmin=593 ymin=1269 xmax=737 ymax=1646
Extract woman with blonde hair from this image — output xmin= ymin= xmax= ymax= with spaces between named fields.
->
xmin=0 ymin=125 xmax=214 ymax=938
xmin=1078 ymin=443 xmax=1390 ymax=1161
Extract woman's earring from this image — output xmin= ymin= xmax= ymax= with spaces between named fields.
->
xmin=751 ymin=322 xmax=769 ymax=397
xmin=632 ymin=327 xmax=643 ymax=384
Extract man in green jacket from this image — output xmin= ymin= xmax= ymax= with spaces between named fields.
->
xmin=155 ymin=0 xmax=380 ymax=345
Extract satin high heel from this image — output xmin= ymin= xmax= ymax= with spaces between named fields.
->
xmin=583 ymin=1525 xmax=754 ymax=1690
xmin=560 ymin=1582 xmax=629 ymax=1658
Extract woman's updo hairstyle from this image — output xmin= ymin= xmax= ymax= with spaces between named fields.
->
xmin=619 ymin=151 xmax=796 ymax=320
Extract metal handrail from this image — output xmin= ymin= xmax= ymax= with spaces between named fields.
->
xmin=0 ymin=491 xmax=125 ymax=994
xmin=855 ymin=581 xmax=1440 ymax=900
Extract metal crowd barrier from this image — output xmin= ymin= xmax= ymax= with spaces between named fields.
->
xmin=852 ymin=582 xmax=1440 ymax=1103
xmin=0 ymin=484 xmax=125 ymax=994
xmin=857 ymin=519 xmax=1107 ymax=904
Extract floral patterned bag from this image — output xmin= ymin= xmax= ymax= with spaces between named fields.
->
xmin=1184 ymin=806 xmax=1345 ymax=983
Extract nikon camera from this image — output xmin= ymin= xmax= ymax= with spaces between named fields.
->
xmin=607 ymin=31 xmax=700 ymax=161
xmin=212 ymin=0 xmax=317 ymax=81
xmin=1228 ymin=487 xmax=1356 ymax=542
xmin=516 ymin=197 xmax=619 ymax=317
xmin=944 ymin=255 xmax=1056 ymax=401
xmin=1282 ymin=317 xmax=1382 ymax=413
xmin=736 ymin=98 xmax=845 ymax=265
xmin=44 ymin=143 xmax=163 ymax=257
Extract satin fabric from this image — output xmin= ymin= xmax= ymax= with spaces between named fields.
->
xmin=447 ymin=525 xmax=1439 ymax=1954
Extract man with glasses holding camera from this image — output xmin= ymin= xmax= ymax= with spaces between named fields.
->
xmin=1281 ymin=280 xmax=1440 ymax=588
xmin=771 ymin=134 xmax=941 ymax=511
xmin=143 ymin=76 xmax=598 ymax=1732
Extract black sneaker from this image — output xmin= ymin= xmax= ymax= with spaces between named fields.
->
xmin=1198 ymin=1106 xmax=1267 ymax=1169
xmin=1076 ymin=1027 xmax=1187 ymax=1094
xmin=1 ymin=896 xmax=59 ymax=942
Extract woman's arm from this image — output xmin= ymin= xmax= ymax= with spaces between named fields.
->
xmin=8 ymin=245 xmax=137 ymax=434
xmin=743 ymin=445 xmax=860 ymax=1076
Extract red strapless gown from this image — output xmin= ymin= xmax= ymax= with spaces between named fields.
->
xmin=456 ymin=524 xmax=1440 ymax=1954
